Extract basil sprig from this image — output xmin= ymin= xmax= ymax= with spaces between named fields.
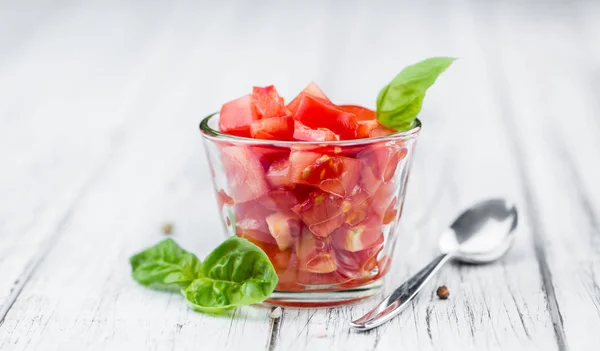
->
xmin=130 ymin=237 xmax=278 ymax=314
xmin=376 ymin=57 xmax=456 ymax=130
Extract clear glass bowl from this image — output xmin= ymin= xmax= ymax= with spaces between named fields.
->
xmin=200 ymin=113 xmax=421 ymax=306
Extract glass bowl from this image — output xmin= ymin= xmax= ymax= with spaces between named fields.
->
xmin=200 ymin=113 xmax=421 ymax=307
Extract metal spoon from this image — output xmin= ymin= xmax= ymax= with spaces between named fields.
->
xmin=349 ymin=198 xmax=518 ymax=331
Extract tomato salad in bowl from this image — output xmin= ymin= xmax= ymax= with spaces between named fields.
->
xmin=200 ymin=58 xmax=454 ymax=306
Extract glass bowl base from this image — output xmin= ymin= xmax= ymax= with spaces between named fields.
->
xmin=263 ymin=279 xmax=383 ymax=308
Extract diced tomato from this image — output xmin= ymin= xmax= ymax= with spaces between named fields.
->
xmin=221 ymin=146 xmax=269 ymax=202
xmin=295 ymin=232 xmax=337 ymax=273
xmin=357 ymin=120 xmax=380 ymax=138
xmin=287 ymin=82 xmax=331 ymax=114
xmin=216 ymin=189 xmax=234 ymax=211
xmin=259 ymin=189 xmax=301 ymax=212
xmin=370 ymin=182 xmax=396 ymax=220
xmin=382 ymin=197 xmax=398 ymax=224
xmin=293 ymin=95 xmax=359 ymax=140
xmin=369 ymin=124 xmax=397 ymax=137
xmin=251 ymin=85 xmax=287 ymax=119
xmin=250 ymin=116 xmax=294 ymax=140
xmin=293 ymin=122 xmax=339 ymax=142
xmin=219 ymin=94 xmax=258 ymax=137
xmin=339 ymin=105 xmax=376 ymax=121
xmin=291 ymin=191 xmax=345 ymax=237
xmin=288 ymin=151 xmax=360 ymax=198
xmin=358 ymin=143 xmax=407 ymax=194
xmin=234 ymin=200 xmax=270 ymax=232
xmin=249 ymin=145 xmax=289 ymax=171
xmin=266 ymin=212 xmax=300 ymax=250
xmin=331 ymin=216 xmax=384 ymax=252
xmin=265 ymin=158 xmax=294 ymax=189
xmin=344 ymin=188 xmax=370 ymax=226
xmin=335 ymin=244 xmax=383 ymax=279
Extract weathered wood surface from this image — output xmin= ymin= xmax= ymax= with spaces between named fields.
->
xmin=0 ymin=0 xmax=598 ymax=350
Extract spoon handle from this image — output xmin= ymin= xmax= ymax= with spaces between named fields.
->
xmin=349 ymin=253 xmax=452 ymax=331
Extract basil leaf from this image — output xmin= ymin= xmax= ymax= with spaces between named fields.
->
xmin=183 ymin=236 xmax=278 ymax=313
xmin=129 ymin=238 xmax=202 ymax=290
xmin=376 ymin=57 xmax=455 ymax=130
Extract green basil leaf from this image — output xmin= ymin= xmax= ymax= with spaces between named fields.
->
xmin=376 ymin=57 xmax=455 ymax=130
xmin=129 ymin=238 xmax=202 ymax=290
xmin=182 ymin=236 xmax=278 ymax=313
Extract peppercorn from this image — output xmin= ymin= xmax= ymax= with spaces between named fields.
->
xmin=162 ymin=223 xmax=173 ymax=235
xmin=436 ymin=285 xmax=449 ymax=299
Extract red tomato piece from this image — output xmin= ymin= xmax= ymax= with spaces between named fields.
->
xmin=258 ymin=189 xmax=301 ymax=212
xmin=250 ymin=116 xmax=294 ymax=140
xmin=251 ymin=85 xmax=287 ymax=119
xmin=335 ymin=243 xmax=383 ymax=279
xmin=295 ymin=231 xmax=337 ymax=273
xmin=265 ymin=158 xmax=294 ymax=189
xmin=218 ymin=94 xmax=258 ymax=137
xmin=293 ymin=121 xmax=339 ymax=142
xmin=289 ymin=151 xmax=360 ymax=198
xmin=358 ymin=143 xmax=407 ymax=194
xmin=344 ymin=188 xmax=370 ymax=226
xmin=248 ymin=145 xmax=289 ymax=171
xmin=221 ymin=146 xmax=270 ymax=202
xmin=293 ymin=95 xmax=359 ymax=140
xmin=287 ymin=82 xmax=331 ymax=114
xmin=357 ymin=120 xmax=380 ymax=139
xmin=338 ymin=105 xmax=376 ymax=121
xmin=331 ymin=216 xmax=384 ymax=252
xmin=370 ymin=182 xmax=396 ymax=220
xmin=266 ymin=211 xmax=301 ymax=250
xmin=382 ymin=196 xmax=398 ymax=224
xmin=291 ymin=191 xmax=345 ymax=237
xmin=370 ymin=124 xmax=397 ymax=137
xmin=216 ymin=189 xmax=234 ymax=211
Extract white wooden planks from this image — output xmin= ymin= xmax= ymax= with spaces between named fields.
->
xmin=0 ymin=0 xmax=599 ymax=350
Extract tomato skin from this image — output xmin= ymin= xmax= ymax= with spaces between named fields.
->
xmin=293 ymin=122 xmax=339 ymax=142
xmin=250 ymin=116 xmax=294 ymax=141
xmin=252 ymin=85 xmax=287 ymax=119
xmin=221 ymin=146 xmax=269 ymax=203
xmin=219 ymin=94 xmax=258 ymax=137
xmin=293 ymin=95 xmax=359 ymax=140
xmin=288 ymin=151 xmax=360 ymax=198
xmin=291 ymin=191 xmax=345 ymax=237
xmin=331 ymin=216 xmax=384 ymax=252
xmin=338 ymin=105 xmax=376 ymax=121
xmin=266 ymin=211 xmax=301 ymax=250
xmin=287 ymin=82 xmax=331 ymax=114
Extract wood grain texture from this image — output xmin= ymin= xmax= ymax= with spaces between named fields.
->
xmin=0 ymin=0 xmax=598 ymax=350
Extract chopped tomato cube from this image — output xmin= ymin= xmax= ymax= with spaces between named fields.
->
xmin=357 ymin=120 xmax=380 ymax=138
xmin=370 ymin=182 xmax=396 ymax=220
xmin=251 ymin=85 xmax=287 ymax=119
xmin=265 ymin=158 xmax=294 ymax=189
xmin=291 ymin=191 xmax=345 ymax=237
xmin=295 ymin=232 xmax=337 ymax=273
xmin=331 ymin=216 xmax=384 ymax=252
xmin=287 ymin=82 xmax=331 ymax=114
xmin=293 ymin=95 xmax=359 ymax=140
xmin=221 ymin=146 xmax=269 ymax=202
xmin=335 ymin=244 xmax=383 ymax=279
xmin=293 ymin=122 xmax=339 ymax=142
xmin=369 ymin=124 xmax=397 ymax=137
xmin=250 ymin=116 xmax=294 ymax=140
xmin=266 ymin=212 xmax=301 ymax=250
xmin=259 ymin=189 xmax=301 ymax=212
xmin=339 ymin=105 xmax=376 ymax=121
xmin=219 ymin=94 xmax=258 ymax=137
xmin=358 ymin=143 xmax=407 ymax=194
xmin=288 ymin=151 xmax=360 ymax=198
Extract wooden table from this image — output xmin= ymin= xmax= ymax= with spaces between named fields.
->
xmin=1 ymin=0 xmax=599 ymax=350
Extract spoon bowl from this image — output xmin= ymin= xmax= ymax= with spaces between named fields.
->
xmin=439 ymin=198 xmax=518 ymax=263
xmin=350 ymin=198 xmax=519 ymax=331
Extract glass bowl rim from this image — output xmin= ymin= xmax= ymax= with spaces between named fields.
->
xmin=199 ymin=112 xmax=422 ymax=146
